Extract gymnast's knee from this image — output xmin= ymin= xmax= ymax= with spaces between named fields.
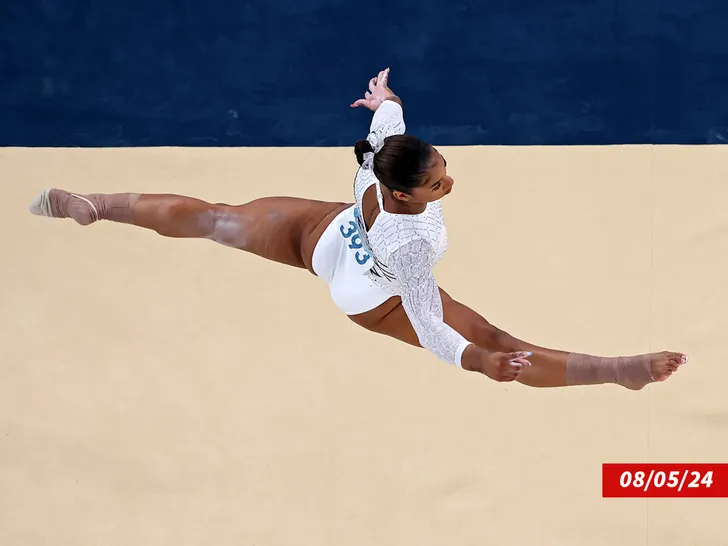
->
xmin=471 ymin=321 xmax=513 ymax=352
xmin=474 ymin=321 xmax=521 ymax=353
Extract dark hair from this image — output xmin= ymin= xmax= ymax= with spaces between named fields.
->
xmin=354 ymin=135 xmax=435 ymax=194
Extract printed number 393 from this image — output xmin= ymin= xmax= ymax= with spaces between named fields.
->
xmin=340 ymin=221 xmax=371 ymax=265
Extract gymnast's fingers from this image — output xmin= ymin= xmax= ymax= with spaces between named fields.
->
xmin=378 ymin=67 xmax=390 ymax=87
xmin=505 ymin=351 xmax=532 ymax=363
xmin=512 ymin=358 xmax=532 ymax=367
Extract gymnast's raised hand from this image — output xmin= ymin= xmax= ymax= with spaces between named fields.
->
xmin=350 ymin=67 xmax=401 ymax=111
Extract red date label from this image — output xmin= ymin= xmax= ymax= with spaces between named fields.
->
xmin=603 ymin=464 xmax=728 ymax=497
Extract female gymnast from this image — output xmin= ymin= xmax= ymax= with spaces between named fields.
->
xmin=29 ymin=68 xmax=687 ymax=389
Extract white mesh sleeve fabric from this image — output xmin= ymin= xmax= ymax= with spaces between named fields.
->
xmin=367 ymin=100 xmax=406 ymax=150
xmin=388 ymin=237 xmax=473 ymax=367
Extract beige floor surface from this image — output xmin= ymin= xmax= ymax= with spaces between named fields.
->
xmin=1 ymin=145 xmax=727 ymax=545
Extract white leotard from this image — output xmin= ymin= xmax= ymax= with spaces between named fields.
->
xmin=353 ymin=100 xmax=473 ymax=367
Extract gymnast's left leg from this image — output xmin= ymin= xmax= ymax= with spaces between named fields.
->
xmin=28 ymin=187 xmax=350 ymax=271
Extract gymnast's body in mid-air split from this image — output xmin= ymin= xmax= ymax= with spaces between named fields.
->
xmin=30 ymin=68 xmax=687 ymax=388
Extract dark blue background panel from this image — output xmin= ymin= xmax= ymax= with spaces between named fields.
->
xmin=2 ymin=0 xmax=727 ymax=146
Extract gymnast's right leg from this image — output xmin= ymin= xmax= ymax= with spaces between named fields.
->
xmin=29 ymin=188 xmax=349 ymax=270
xmin=436 ymin=293 xmax=687 ymax=390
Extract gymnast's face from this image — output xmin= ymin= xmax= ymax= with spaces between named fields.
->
xmin=394 ymin=151 xmax=454 ymax=204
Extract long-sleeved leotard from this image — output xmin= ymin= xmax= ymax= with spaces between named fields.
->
xmin=353 ymin=100 xmax=473 ymax=367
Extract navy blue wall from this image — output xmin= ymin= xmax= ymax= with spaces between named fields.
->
xmin=2 ymin=0 xmax=727 ymax=146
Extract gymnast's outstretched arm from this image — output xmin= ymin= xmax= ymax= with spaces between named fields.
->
xmin=389 ymin=237 xmax=534 ymax=381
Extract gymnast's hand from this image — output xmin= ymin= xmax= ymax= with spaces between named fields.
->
xmin=350 ymin=67 xmax=400 ymax=111
xmin=481 ymin=350 xmax=533 ymax=382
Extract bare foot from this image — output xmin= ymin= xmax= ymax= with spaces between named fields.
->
xmin=651 ymin=351 xmax=688 ymax=383
xmin=622 ymin=351 xmax=687 ymax=390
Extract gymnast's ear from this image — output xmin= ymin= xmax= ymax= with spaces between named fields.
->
xmin=392 ymin=190 xmax=412 ymax=202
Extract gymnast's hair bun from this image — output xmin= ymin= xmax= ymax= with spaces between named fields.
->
xmin=354 ymin=139 xmax=374 ymax=166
